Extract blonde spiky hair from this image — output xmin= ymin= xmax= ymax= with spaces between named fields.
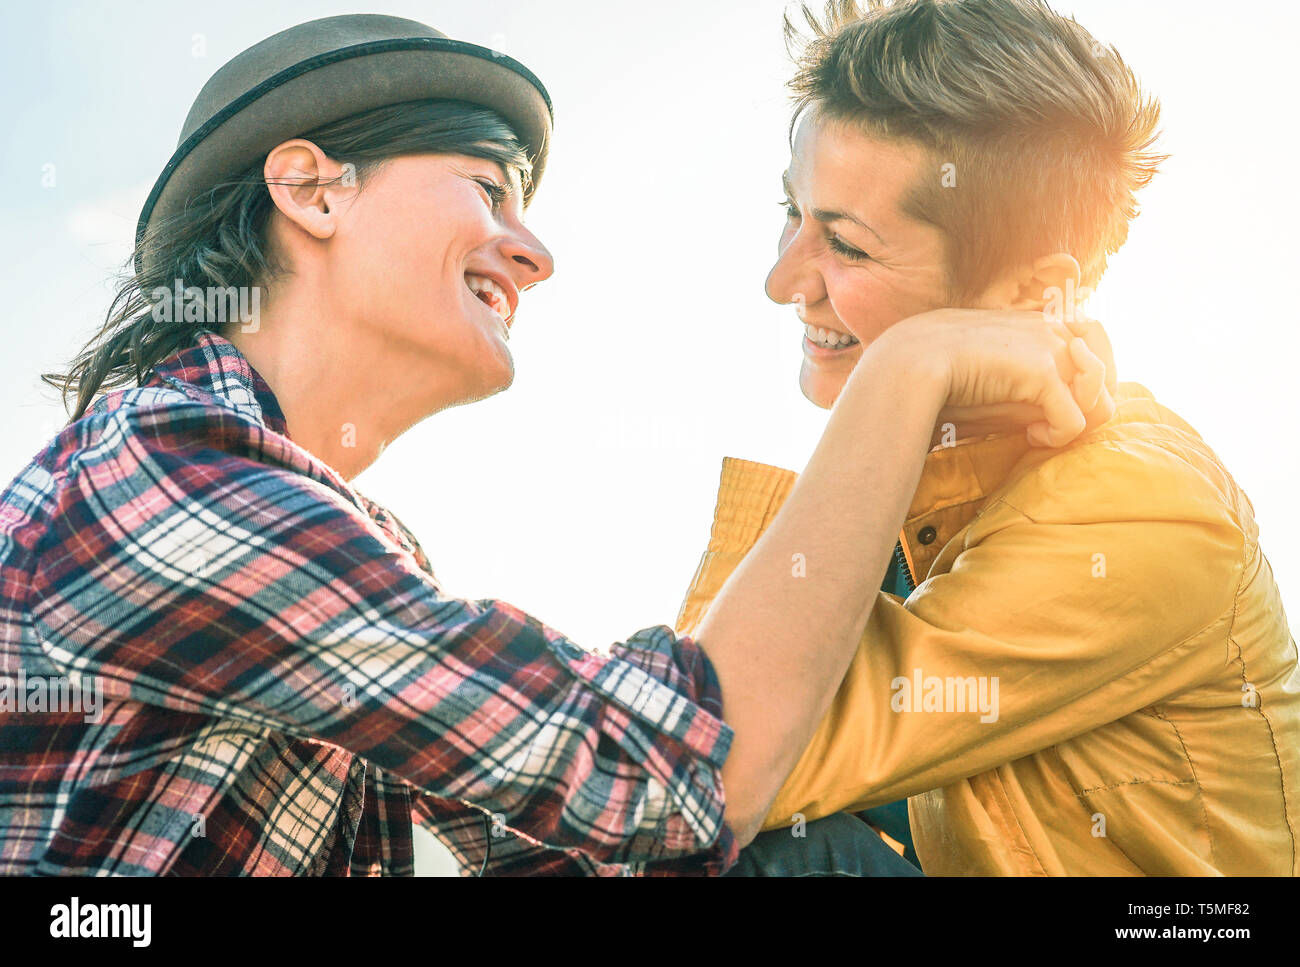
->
xmin=783 ymin=0 xmax=1165 ymax=297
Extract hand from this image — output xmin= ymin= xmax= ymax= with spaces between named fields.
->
xmin=871 ymin=308 xmax=1115 ymax=449
xmin=1065 ymin=315 xmax=1118 ymax=395
xmin=932 ymin=319 xmax=1115 ymax=443
xmin=939 ymin=316 xmax=1116 ymax=437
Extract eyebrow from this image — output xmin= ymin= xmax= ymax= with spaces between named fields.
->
xmin=783 ymin=171 xmax=886 ymax=246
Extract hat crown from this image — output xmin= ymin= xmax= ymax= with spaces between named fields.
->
xmin=137 ymin=13 xmax=552 ymax=276
xmin=179 ymin=14 xmax=449 ymax=147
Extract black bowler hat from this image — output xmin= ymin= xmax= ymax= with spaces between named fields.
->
xmin=135 ymin=13 xmax=553 ymax=276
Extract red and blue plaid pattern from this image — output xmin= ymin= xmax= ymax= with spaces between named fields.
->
xmin=0 ymin=330 xmax=737 ymax=876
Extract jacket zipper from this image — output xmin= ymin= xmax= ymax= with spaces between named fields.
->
xmin=893 ymin=539 xmax=916 ymax=596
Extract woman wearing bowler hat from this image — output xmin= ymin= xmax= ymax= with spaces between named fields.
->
xmin=1 ymin=14 xmax=1108 ymax=875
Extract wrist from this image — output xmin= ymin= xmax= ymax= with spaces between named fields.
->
xmin=856 ymin=322 xmax=949 ymax=413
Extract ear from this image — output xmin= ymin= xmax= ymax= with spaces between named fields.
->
xmin=263 ymin=139 xmax=352 ymax=241
xmin=1002 ymin=252 xmax=1083 ymax=312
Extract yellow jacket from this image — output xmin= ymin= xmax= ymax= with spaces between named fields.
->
xmin=676 ymin=383 xmax=1298 ymax=875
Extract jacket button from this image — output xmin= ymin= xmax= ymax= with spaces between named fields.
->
xmin=917 ymin=526 xmax=938 ymax=545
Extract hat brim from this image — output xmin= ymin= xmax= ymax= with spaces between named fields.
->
xmin=136 ymin=37 xmax=552 ymax=276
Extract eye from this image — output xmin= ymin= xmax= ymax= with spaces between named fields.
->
xmin=827 ymin=233 xmax=872 ymax=262
xmin=779 ymin=198 xmax=801 ymax=221
xmin=475 ymin=177 xmax=510 ymax=213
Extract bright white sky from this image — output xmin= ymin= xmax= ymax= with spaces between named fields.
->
xmin=2 ymin=0 xmax=1297 ymax=874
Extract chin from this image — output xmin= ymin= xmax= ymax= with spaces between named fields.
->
xmin=471 ymin=330 xmax=515 ymax=387
xmin=488 ymin=345 xmax=515 ymax=391
xmin=471 ymin=361 xmax=515 ymax=403
xmin=799 ymin=362 xmax=846 ymax=410
xmin=490 ymin=366 xmax=515 ymax=396
xmin=439 ymin=346 xmax=514 ymax=407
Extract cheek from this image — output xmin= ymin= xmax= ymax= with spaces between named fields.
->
xmin=341 ymin=189 xmax=485 ymax=310
xmin=334 ymin=198 xmax=433 ymax=314
xmin=825 ymin=268 xmax=936 ymax=344
xmin=382 ymin=204 xmax=454 ymax=291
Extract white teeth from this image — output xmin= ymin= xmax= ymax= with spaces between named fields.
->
xmin=466 ymin=273 xmax=512 ymax=326
xmin=804 ymin=323 xmax=860 ymax=349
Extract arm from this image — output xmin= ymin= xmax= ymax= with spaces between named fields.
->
xmin=30 ymin=402 xmax=735 ymax=871
xmin=693 ymin=311 xmax=1104 ymax=842
xmin=691 ymin=335 xmax=943 ymax=842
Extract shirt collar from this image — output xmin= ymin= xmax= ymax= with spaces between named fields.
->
xmin=144 ymin=328 xmax=291 ymax=438
xmin=129 ymin=330 xmax=431 ymax=550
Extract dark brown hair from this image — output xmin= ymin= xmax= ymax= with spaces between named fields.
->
xmin=785 ymin=0 xmax=1165 ymax=299
xmin=43 ymin=99 xmax=532 ymax=423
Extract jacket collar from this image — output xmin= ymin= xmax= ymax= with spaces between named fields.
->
xmin=717 ymin=383 xmax=1160 ymax=586
xmin=895 ymin=428 xmax=1034 ymax=582
xmin=712 ymin=430 xmax=1034 ymax=587
xmin=143 ymin=328 xmax=291 ymax=438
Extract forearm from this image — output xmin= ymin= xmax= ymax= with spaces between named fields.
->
xmin=696 ymin=333 xmax=945 ymax=843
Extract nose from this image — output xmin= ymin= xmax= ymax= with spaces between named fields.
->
xmin=501 ymin=225 xmax=555 ymax=288
xmin=765 ymin=225 xmax=823 ymax=309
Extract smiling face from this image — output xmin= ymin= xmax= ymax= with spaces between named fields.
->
xmin=766 ymin=109 xmax=955 ymax=409
xmin=324 ymin=152 xmax=553 ymax=407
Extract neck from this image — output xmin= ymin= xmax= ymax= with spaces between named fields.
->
xmin=221 ymin=287 xmax=443 ymax=482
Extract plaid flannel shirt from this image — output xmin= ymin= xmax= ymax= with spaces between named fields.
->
xmin=0 ymin=329 xmax=737 ymax=876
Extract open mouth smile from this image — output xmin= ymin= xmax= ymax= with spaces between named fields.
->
xmin=803 ymin=323 xmax=861 ymax=353
xmin=465 ymin=272 xmax=517 ymax=336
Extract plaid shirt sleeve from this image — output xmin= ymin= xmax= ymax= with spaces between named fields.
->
xmin=27 ymin=397 xmax=738 ymax=873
